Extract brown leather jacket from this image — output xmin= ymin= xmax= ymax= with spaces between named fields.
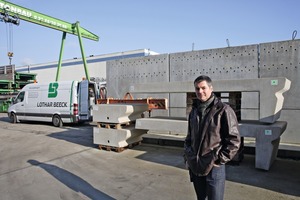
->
xmin=184 ymin=97 xmax=240 ymax=176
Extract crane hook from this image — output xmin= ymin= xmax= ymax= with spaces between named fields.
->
xmin=292 ymin=30 xmax=297 ymax=40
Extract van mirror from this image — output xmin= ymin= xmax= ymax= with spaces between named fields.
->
xmin=13 ymin=97 xmax=21 ymax=104
xmin=12 ymin=97 xmax=16 ymax=104
xmin=13 ymin=98 xmax=19 ymax=104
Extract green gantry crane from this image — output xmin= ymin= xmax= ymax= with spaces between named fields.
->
xmin=0 ymin=0 xmax=99 ymax=81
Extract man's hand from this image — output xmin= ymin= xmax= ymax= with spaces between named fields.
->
xmin=185 ymin=161 xmax=189 ymax=169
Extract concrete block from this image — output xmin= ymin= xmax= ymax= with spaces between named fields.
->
xmin=93 ymin=125 xmax=147 ymax=147
xmin=92 ymin=104 xmax=148 ymax=123
xmin=239 ymin=121 xmax=287 ymax=170
xmin=129 ymin=77 xmax=291 ymax=123
xmin=136 ymin=117 xmax=188 ymax=134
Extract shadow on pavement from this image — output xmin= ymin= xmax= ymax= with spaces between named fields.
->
xmin=27 ymin=159 xmax=115 ymax=200
xmin=226 ymin=155 xmax=300 ymax=197
xmin=133 ymin=144 xmax=186 ymax=169
xmin=47 ymin=125 xmax=98 ymax=148
xmin=0 ymin=115 xmax=10 ymax=123
xmin=133 ymin=144 xmax=300 ymax=197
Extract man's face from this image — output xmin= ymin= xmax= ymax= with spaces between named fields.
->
xmin=194 ymin=80 xmax=213 ymax=102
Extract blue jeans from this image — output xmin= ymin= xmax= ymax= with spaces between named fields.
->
xmin=191 ymin=165 xmax=225 ymax=200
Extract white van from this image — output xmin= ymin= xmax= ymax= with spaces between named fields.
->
xmin=8 ymin=80 xmax=98 ymax=127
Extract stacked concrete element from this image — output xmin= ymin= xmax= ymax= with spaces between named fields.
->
xmin=133 ymin=77 xmax=291 ymax=170
xmin=93 ymin=104 xmax=148 ymax=151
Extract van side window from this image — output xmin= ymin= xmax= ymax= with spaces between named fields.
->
xmin=14 ymin=91 xmax=25 ymax=104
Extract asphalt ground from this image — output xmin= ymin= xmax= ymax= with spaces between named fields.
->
xmin=0 ymin=113 xmax=299 ymax=200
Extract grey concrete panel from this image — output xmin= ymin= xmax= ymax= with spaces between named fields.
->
xmin=169 ymin=108 xmax=188 ymax=119
xmin=148 ymin=109 xmax=169 ymax=118
xmin=279 ymin=109 xmax=300 ymax=143
xmin=259 ymin=40 xmax=300 ymax=109
xmin=107 ymin=54 xmax=169 ymax=98
xmin=241 ymin=109 xmax=259 ymax=121
xmin=169 ymin=93 xmax=186 ymax=107
xmin=241 ymin=92 xmax=259 ymax=109
xmin=169 ymin=45 xmax=259 ymax=82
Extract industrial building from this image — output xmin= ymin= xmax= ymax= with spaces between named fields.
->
xmin=16 ymin=49 xmax=158 ymax=83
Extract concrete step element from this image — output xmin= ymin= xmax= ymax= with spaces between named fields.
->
xmin=92 ymin=104 xmax=148 ymax=124
xmin=136 ymin=116 xmax=187 ymax=134
xmin=239 ymin=120 xmax=287 ymax=170
xmin=93 ymin=124 xmax=147 ymax=148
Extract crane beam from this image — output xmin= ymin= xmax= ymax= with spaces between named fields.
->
xmin=0 ymin=0 xmax=99 ymax=41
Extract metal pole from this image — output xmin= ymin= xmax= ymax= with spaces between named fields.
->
xmin=75 ymin=21 xmax=90 ymax=80
xmin=55 ymin=32 xmax=66 ymax=81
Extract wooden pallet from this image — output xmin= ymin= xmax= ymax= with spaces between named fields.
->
xmin=96 ymin=121 xmax=133 ymax=129
xmin=98 ymin=141 xmax=142 ymax=153
xmin=98 ymin=144 xmax=125 ymax=152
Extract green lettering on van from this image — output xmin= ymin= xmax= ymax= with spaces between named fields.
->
xmin=48 ymin=83 xmax=58 ymax=98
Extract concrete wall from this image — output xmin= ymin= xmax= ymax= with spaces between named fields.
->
xmin=259 ymin=40 xmax=300 ymax=143
xmin=107 ymin=40 xmax=300 ymax=144
xmin=107 ymin=54 xmax=170 ymax=117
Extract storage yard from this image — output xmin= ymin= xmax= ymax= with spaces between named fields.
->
xmin=0 ymin=113 xmax=299 ymax=200
xmin=1 ymin=1 xmax=300 ymax=199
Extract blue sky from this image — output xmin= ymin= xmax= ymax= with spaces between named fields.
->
xmin=0 ymin=0 xmax=299 ymax=67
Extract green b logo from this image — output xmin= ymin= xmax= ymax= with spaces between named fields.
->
xmin=48 ymin=82 xmax=58 ymax=98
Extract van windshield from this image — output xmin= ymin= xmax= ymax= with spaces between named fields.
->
xmin=14 ymin=91 xmax=25 ymax=104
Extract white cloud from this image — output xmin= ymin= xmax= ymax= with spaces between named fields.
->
xmin=20 ymin=57 xmax=34 ymax=66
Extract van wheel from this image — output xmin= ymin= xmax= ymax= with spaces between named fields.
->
xmin=9 ymin=112 xmax=17 ymax=123
xmin=52 ymin=115 xmax=63 ymax=127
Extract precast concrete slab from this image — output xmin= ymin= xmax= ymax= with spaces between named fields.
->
xmin=92 ymin=104 xmax=148 ymax=124
xmin=136 ymin=117 xmax=188 ymax=134
xmin=93 ymin=125 xmax=147 ymax=148
xmin=129 ymin=77 xmax=291 ymax=123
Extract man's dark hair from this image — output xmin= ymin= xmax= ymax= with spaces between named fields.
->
xmin=194 ymin=75 xmax=213 ymax=87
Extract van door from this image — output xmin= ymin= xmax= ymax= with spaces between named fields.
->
xmin=13 ymin=91 xmax=26 ymax=120
xmin=78 ymin=80 xmax=89 ymax=121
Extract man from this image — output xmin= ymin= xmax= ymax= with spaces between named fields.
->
xmin=184 ymin=75 xmax=241 ymax=200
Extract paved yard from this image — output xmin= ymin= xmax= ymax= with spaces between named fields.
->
xmin=0 ymin=113 xmax=299 ymax=200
